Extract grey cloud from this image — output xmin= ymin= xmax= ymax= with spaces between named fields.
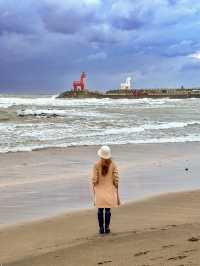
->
xmin=155 ymin=39 xmax=200 ymax=58
xmin=0 ymin=1 xmax=42 ymax=35
xmin=39 ymin=2 xmax=100 ymax=35
xmin=1 ymin=0 xmax=200 ymax=92
xmin=0 ymin=12 xmax=32 ymax=35
xmin=87 ymin=29 xmax=119 ymax=44
xmin=181 ymin=62 xmax=200 ymax=72
xmin=111 ymin=16 xmax=143 ymax=30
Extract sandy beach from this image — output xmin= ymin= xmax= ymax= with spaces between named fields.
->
xmin=0 ymin=190 xmax=200 ymax=265
xmin=1 ymin=0 xmax=200 ymax=263
xmin=1 ymin=142 xmax=200 ymax=265
xmin=1 ymin=143 xmax=200 ymax=226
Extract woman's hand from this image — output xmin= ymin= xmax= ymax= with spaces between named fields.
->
xmin=116 ymin=186 xmax=121 ymax=206
xmin=117 ymin=197 xmax=121 ymax=206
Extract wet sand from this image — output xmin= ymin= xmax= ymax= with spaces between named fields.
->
xmin=1 ymin=143 xmax=200 ymax=265
xmin=1 ymin=190 xmax=200 ymax=265
xmin=0 ymin=143 xmax=200 ymax=226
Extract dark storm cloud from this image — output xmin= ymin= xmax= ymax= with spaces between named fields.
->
xmin=0 ymin=12 xmax=32 ymax=35
xmin=1 ymin=0 xmax=200 ymax=93
xmin=39 ymin=2 xmax=99 ymax=35
xmin=0 ymin=1 xmax=42 ymax=35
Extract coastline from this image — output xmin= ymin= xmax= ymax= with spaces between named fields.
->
xmin=1 ymin=142 xmax=200 ymax=227
xmin=1 ymin=142 xmax=200 ymax=265
xmin=1 ymin=189 xmax=200 ymax=265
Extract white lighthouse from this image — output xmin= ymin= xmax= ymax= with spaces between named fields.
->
xmin=120 ymin=77 xmax=132 ymax=90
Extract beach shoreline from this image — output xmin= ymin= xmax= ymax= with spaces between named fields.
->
xmin=0 ymin=186 xmax=198 ymax=230
xmin=1 ymin=142 xmax=200 ymax=265
xmin=1 ymin=189 xmax=200 ymax=265
xmin=1 ymin=142 xmax=200 ymax=227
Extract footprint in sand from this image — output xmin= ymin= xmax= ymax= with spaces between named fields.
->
xmin=168 ymin=255 xmax=187 ymax=261
xmin=97 ymin=260 xmax=112 ymax=265
xmin=162 ymin=244 xmax=175 ymax=249
xmin=183 ymin=248 xmax=197 ymax=253
xmin=188 ymin=237 xmax=199 ymax=242
xmin=134 ymin=250 xmax=150 ymax=257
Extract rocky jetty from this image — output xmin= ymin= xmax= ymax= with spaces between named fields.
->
xmin=57 ymin=88 xmax=200 ymax=99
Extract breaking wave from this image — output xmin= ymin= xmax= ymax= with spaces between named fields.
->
xmin=16 ymin=109 xmax=108 ymax=118
xmin=0 ymin=96 xmax=186 ymax=109
xmin=1 ymin=134 xmax=200 ymax=153
xmin=1 ymin=94 xmax=200 ymax=153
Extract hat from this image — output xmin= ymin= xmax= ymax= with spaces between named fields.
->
xmin=97 ymin=145 xmax=111 ymax=159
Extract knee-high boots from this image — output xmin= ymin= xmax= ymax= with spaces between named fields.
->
xmin=98 ymin=208 xmax=104 ymax=234
xmin=97 ymin=208 xmax=111 ymax=234
xmin=105 ymin=208 xmax=111 ymax=234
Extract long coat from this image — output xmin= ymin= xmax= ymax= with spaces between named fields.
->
xmin=92 ymin=160 xmax=120 ymax=208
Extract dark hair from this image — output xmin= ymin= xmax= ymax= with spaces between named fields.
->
xmin=101 ymin=158 xmax=112 ymax=176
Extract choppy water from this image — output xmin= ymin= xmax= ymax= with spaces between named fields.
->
xmin=0 ymin=94 xmax=200 ymax=153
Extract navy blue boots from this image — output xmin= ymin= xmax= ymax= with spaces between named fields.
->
xmin=98 ymin=208 xmax=111 ymax=234
xmin=105 ymin=208 xmax=111 ymax=234
xmin=98 ymin=208 xmax=104 ymax=234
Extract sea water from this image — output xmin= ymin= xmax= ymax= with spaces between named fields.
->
xmin=0 ymin=94 xmax=200 ymax=153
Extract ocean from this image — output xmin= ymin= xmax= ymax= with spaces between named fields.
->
xmin=0 ymin=94 xmax=200 ymax=153
xmin=1 ymin=93 xmax=200 ymax=226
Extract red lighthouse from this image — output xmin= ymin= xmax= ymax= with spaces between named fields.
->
xmin=73 ymin=72 xmax=86 ymax=91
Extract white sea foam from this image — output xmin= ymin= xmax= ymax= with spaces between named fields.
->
xmin=1 ymin=120 xmax=199 ymax=134
xmin=17 ymin=109 xmax=69 ymax=117
xmin=0 ymin=120 xmax=200 ymax=153
xmin=142 ymin=121 xmax=200 ymax=130
xmin=16 ymin=108 xmax=109 ymax=118
xmin=0 ymin=95 xmax=186 ymax=109
xmin=1 ymin=95 xmax=200 ymax=153
xmin=1 ymin=134 xmax=200 ymax=153
xmin=51 ymin=94 xmax=60 ymax=99
xmin=87 ymin=122 xmax=196 ymax=137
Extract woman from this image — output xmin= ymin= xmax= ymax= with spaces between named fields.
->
xmin=92 ymin=145 xmax=120 ymax=234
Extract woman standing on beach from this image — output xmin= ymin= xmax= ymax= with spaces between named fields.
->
xmin=92 ymin=146 xmax=120 ymax=234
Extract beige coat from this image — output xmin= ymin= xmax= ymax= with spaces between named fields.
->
xmin=92 ymin=160 xmax=120 ymax=208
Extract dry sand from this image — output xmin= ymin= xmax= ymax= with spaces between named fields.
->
xmin=1 ymin=189 xmax=200 ymax=266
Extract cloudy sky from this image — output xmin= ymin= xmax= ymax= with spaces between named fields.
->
xmin=0 ymin=0 xmax=200 ymax=93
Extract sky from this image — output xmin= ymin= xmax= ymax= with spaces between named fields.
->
xmin=0 ymin=0 xmax=200 ymax=93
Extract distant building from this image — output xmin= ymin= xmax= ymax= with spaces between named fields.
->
xmin=120 ymin=77 xmax=132 ymax=90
